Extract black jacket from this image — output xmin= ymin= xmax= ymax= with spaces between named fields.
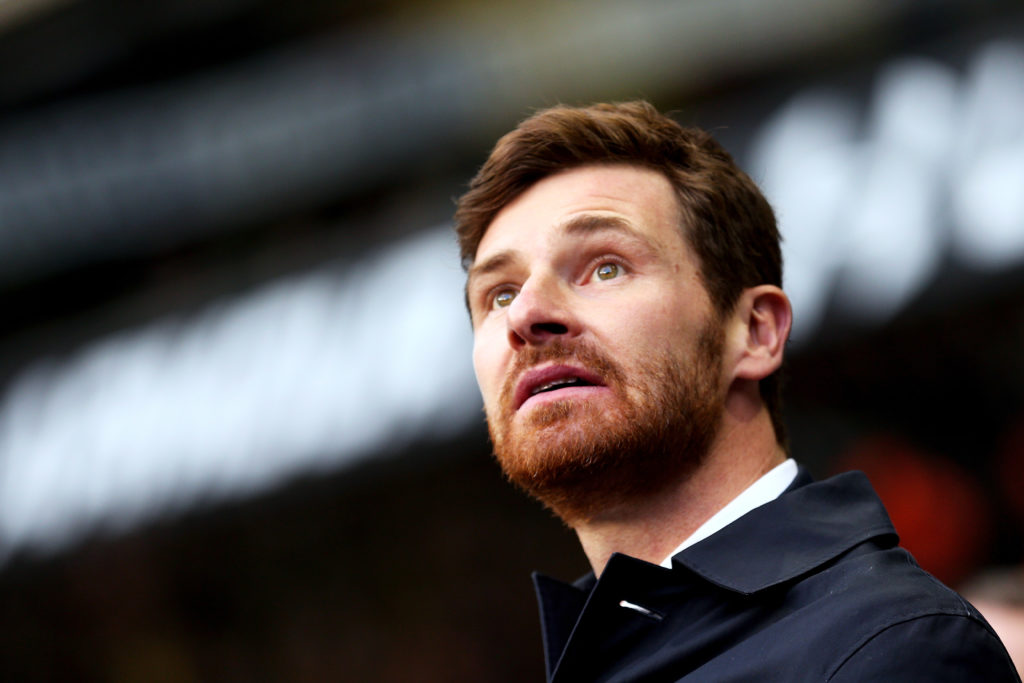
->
xmin=533 ymin=468 xmax=1019 ymax=682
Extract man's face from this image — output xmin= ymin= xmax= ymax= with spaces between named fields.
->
xmin=466 ymin=164 xmax=727 ymax=523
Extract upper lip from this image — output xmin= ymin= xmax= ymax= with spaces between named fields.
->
xmin=513 ymin=363 xmax=605 ymax=410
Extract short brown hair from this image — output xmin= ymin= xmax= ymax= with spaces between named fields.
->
xmin=454 ymin=100 xmax=787 ymax=446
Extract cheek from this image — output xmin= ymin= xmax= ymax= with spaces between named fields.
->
xmin=612 ymin=299 xmax=680 ymax=343
xmin=603 ymin=300 xmax=697 ymax=366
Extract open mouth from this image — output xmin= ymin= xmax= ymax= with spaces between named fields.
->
xmin=530 ymin=376 xmax=596 ymax=396
xmin=514 ymin=364 xmax=606 ymax=410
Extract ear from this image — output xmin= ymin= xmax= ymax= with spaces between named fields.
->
xmin=730 ymin=285 xmax=792 ymax=382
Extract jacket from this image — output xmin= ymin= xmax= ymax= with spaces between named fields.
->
xmin=533 ymin=468 xmax=1019 ymax=681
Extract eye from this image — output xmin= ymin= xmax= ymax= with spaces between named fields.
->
xmin=594 ymin=262 xmax=620 ymax=281
xmin=492 ymin=288 xmax=517 ymax=309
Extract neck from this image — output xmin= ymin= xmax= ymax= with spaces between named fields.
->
xmin=573 ymin=395 xmax=786 ymax=576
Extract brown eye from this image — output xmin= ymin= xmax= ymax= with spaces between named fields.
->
xmin=493 ymin=289 xmax=516 ymax=309
xmin=595 ymin=262 xmax=620 ymax=280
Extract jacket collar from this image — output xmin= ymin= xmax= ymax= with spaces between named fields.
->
xmin=669 ymin=467 xmax=897 ymax=593
xmin=532 ymin=468 xmax=898 ymax=678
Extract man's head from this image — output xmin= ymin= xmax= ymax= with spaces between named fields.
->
xmin=456 ymin=101 xmax=788 ymax=523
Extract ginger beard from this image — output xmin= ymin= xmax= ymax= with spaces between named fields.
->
xmin=487 ymin=318 xmax=726 ymax=524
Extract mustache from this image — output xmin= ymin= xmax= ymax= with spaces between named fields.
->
xmin=499 ymin=339 xmax=626 ymax=409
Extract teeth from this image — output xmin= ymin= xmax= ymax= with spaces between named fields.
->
xmin=532 ymin=377 xmax=583 ymax=395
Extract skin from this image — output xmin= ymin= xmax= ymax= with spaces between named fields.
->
xmin=966 ymin=600 xmax=1024 ymax=676
xmin=467 ymin=163 xmax=793 ymax=575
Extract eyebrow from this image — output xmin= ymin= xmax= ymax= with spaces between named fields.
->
xmin=559 ymin=213 xmax=647 ymax=241
xmin=466 ymin=251 xmax=518 ymax=291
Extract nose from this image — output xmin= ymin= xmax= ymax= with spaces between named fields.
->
xmin=506 ymin=275 xmax=579 ymax=349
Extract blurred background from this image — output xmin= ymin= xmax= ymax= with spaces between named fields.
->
xmin=0 ymin=0 xmax=1023 ymax=680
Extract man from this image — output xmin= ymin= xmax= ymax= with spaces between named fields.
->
xmin=455 ymin=101 xmax=1018 ymax=681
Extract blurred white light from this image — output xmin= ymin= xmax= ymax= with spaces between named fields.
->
xmin=834 ymin=151 xmax=942 ymax=320
xmin=952 ymin=41 xmax=1024 ymax=268
xmin=749 ymin=90 xmax=859 ymax=345
xmin=831 ymin=58 xmax=951 ymax=319
xmin=0 ymin=227 xmax=479 ymax=561
xmin=750 ymin=38 xmax=1024 ymax=339
xmin=958 ymin=41 xmax=1024 ymax=158
xmin=953 ymin=142 xmax=1024 ymax=268
xmin=868 ymin=57 xmax=958 ymax=165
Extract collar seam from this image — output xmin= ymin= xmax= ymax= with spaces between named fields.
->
xmin=674 ymin=523 xmax=898 ymax=595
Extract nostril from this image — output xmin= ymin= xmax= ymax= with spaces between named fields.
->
xmin=531 ymin=322 xmax=568 ymax=336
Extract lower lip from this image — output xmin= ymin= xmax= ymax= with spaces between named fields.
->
xmin=518 ymin=385 xmax=611 ymax=412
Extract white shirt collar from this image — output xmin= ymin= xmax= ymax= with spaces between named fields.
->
xmin=659 ymin=458 xmax=798 ymax=568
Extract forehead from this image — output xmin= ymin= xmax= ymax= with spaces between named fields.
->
xmin=475 ymin=163 xmax=685 ymax=260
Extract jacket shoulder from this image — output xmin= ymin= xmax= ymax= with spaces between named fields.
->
xmin=795 ymin=548 xmax=1018 ymax=681
xmin=827 ymin=611 xmax=1019 ymax=681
